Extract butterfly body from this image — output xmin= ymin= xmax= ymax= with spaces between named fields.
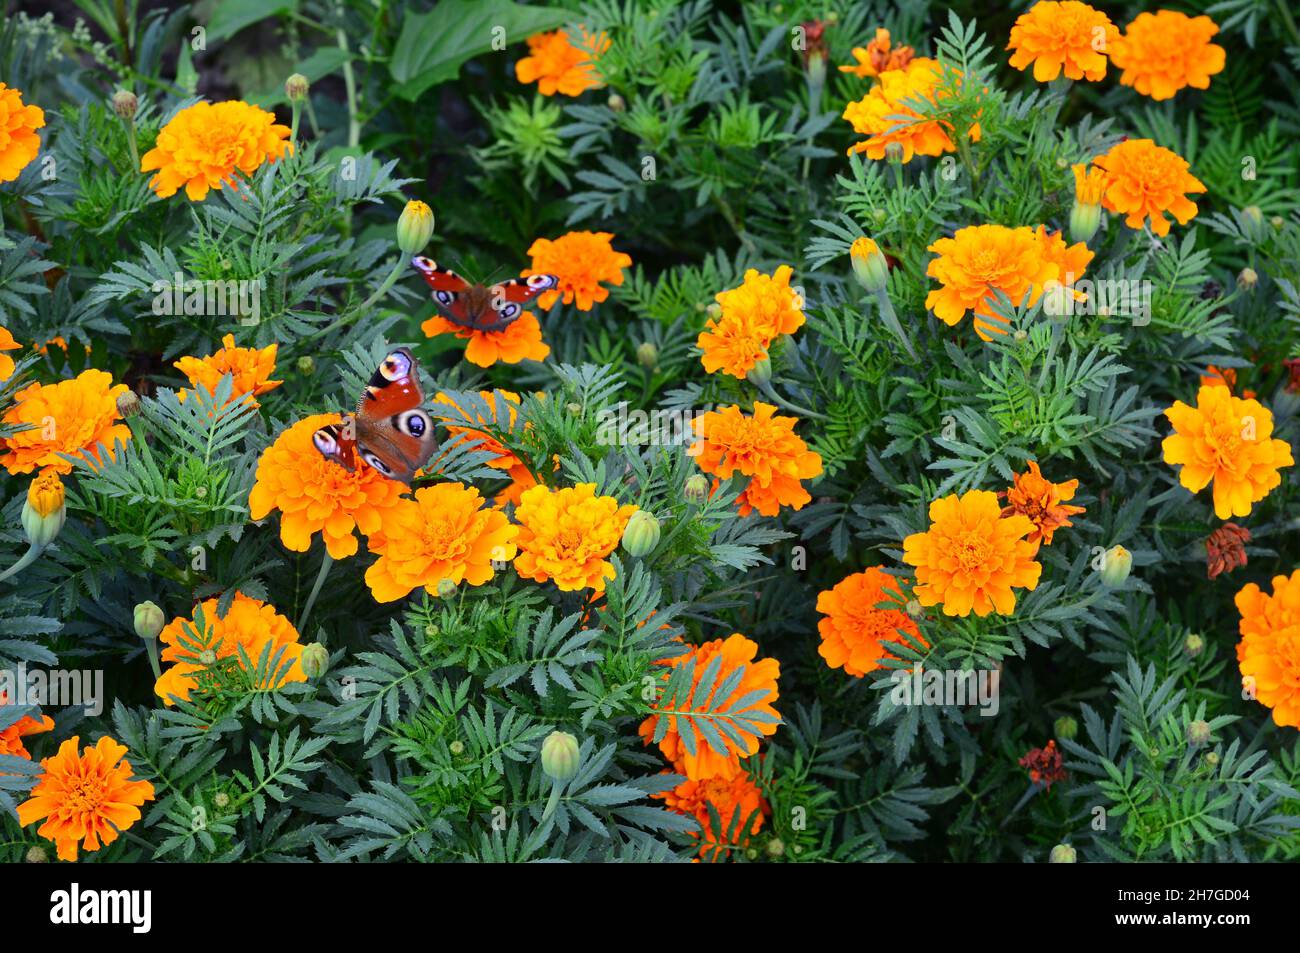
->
xmin=312 ymin=347 xmax=437 ymax=484
xmin=412 ymin=256 xmax=558 ymax=333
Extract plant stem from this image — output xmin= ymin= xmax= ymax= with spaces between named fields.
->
xmin=294 ymin=256 xmax=407 ymax=350
xmin=753 ymin=377 xmax=829 ymax=420
xmin=337 ymin=7 xmax=361 ymax=149
xmin=0 ymin=544 xmax=44 ymax=584
xmin=296 ymin=551 xmax=334 ymax=634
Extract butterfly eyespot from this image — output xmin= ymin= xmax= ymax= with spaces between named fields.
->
xmin=380 ymin=351 xmax=412 ymax=381
xmin=361 ymin=450 xmax=394 ymax=475
xmin=527 ymin=274 xmax=557 ymax=288
xmin=434 ymin=290 xmax=454 ymax=306
xmin=312 ymin=430 xmax=338 ymax=455
xmin=394 ymin=410 xmax=429 ymax=437
xmin=412 ymin=256 xmax=436 ymax=270
xmin=496 ymin=301 xmax=521 ymax=319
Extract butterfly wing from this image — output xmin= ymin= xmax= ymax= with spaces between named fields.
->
xmin=411 ymin=256 xmax=480 ymax=328
xmin=312 ymin=421 xmax=357 ymax=471
xmin=413 ymin=256 xmax=558 ymax=333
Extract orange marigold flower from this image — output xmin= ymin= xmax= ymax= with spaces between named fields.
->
xmin=839 ymin=28 xmax=915 ymax=78
xmin=1109 ymin=11 xmax=1225 ymax=101
xmin=431 ymin=389 xmax=533 ymax=484
xmin=692 ymin=402 xmax=822 ymax=517
xmin=1161 ymin=385 xmax=1293 ymax=520
xmin=1206 ymin=522 xmax=1250 ymax=581
xmin=1235 ymin=570 xmax=1300 ymax=729
xmin=1001 ymin=460 xmax=1085 ymax=549
xmin=1072 ymin=162 xmax=1106 ymax=205
xmin=364 ymin=483 xmax=519 ymax=603
xmin=16 ymin=735 xmax=155 ymax=861
xmin=1019 ymin=739 xmax=1067 ymax=789
xmin=816 ymin=568 xmax=924 ymax=677
xmin=1092 ymin=139 xmax=1204 ymax=237
xmin=0 ymin=692 xmax=53 ymax=762
xmin=903 ymin=489 xmax=1042 ymax=617
xmin=0 ymin=325 xmax=20 ymax=381
xmin=155 ymin=593 xmax=306 ymax=705
xmin=513 ymin=483 xmax=638 ymax=592
xmin=174 ymin=333 xmax=282 ymax=407
xmin=842 ymin=58 xmax=981 ymax=163
xmin=421 ymin=309 xmax=550 ymax=367
xmin=523 ymin=231 xmax=631 ymax=311
xmin=654 ymin=767 xmax=768 ymax=861
xmin=1006 ymin=1 xmax=1119 ymax=82
xmin=515 ymin=28 xmax=609 ymax=97
xmin=0 ymin=369 xmax=131 ymax=475
xmin=141 ymin=100 xmax=291 ymax=201
xmin=639 ymin=633 xmax=781 ymax=781
xmin=247 ymin=413 xmax=408 ymax=559
xmin=0 ymin=83 xmax=44 ymax=182
xmin=924 ymin=224 xmax=1058 ymax=340
xmin=698 ymin=265 xmax=805 ymax=379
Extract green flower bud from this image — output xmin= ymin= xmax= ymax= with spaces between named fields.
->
xmin=1098 ymin=544 xmax=1132 ymax=587
xmin=1183 ymin=633 xmax=1204 ymax=658
xmin=766 ymin=838 xmax=785 ymax=858
xmin=683 ymin=474 xmax=709 ymax=504
xmin=607 ymin=93 xmax=626 ymax=112
xmin=1205 ymin=751 xmax=1220 ymax=767
xmin=636 ymin=341 xmax=658 ymax=368
xmin=1187 ymin=719 xmax=1211 ymax=746
xmin=133 ymin=601 xmax=166 ymax=641
xmin=884 ymin=141 xmax=905 ymax=165
xmin=540 ymin=730 xmax=580 ymax=781
xmin=25 ymin=845 xmax=48 ymax=863
xmin=116 ymin=389 xmax=142 ymax=418
xmin=111 ymin=89 xmax=137 ymax=119
xmin=1237 ymin=267 xmax=1257 ymax=291
xmin=296 ymin=356 xmax=315 ymax=375
xmin=1054 ymin=716 xmax=1078 ymax=741
xmin=1068 ymin=200 xmax=1101 ymax=244
xmin=621 ymin=510 xmax=661 ymax=558
xmin=395 ymin=200 xmax=435 ymax=255
xmin=285 ymin=73 xmax=310 ymax=102
xmin=566 ymin=402 xmax=583 ymax=416
xmin=449 ymin=739 xmax=465 ymax=756
xmin=1048 ymin=843 xmax=1077 ymax=864
xmin=437 ymin=578 xmax=457 ymax=599
xmin=850 ymin=236 xmax=890 ymax=293
xmin=300 ymin=642 xmax=329 ymax=679
xmin=1242 ymin=206 xmax=1263 ymax=227
xmin=213 ymin=791 xmax=231 ymax=809
xmin=746 ymin=356 xmax=773 ymax=386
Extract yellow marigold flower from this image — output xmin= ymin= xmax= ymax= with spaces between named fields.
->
xmin=924 ymin=224 xmax=1058 ymax=340
xmin=654 ymin=767 xmax=768 ymax=861
xmin=1001 ymin=460 xmax=1085 ymax=550
xmin=692 ymin=402 xmax=823 ymax=517
xmin=174 ymin=333 xmax=282 ymax=407
xmin=16 ymin=736 xmax=154 ymax=862
xmin=1161 ymin=385 xmax=1293 ymax=520
xmin=0 ymin=83 xmax=44 ymax=182
xmin=1072 ymin=162 xmax=1106 ymax=205
xmin=363 ymin=483 xmax=520 ymax=603
xmin=839 ymin=28 xmax=915 ymax=78
xmin=902 ymin=489 xmax=1042 ymax=617
xmin=1109 ymin=11 xmax=1225 ymax=101
xmin=422 ymin=309 xmax=550 ymax=367
xmin=0 ymin=325 xmax=20 ymax=381
xmin=247 ymin=413 xmax=408 ymax=559
xmin=154 ymin=593 xmax=306 ymax=705
xmin=140 ymin=100 xmax=292 ymax=201
xmin=816 ymin=568 xmax=925 ymax=677
xmin=515 ymin=28 xmax=609 ymax=97
xmin=513 ymin=482 xmax=638 ymax=592
xmin=1006 ymin=1 xmax=1119 ymax=82
xmin=0 ymin=369 xmax=131 ymax=475
xmin=698 ymin=265 xmax=805 ymax=379
xmin=639 ymin=633 xmax=781 ymax=782
xmin=1235 ymin=571 xmax=1300 ymax=729
xmin=842 ymin=58 xmax=981 ymax=163
xmin=1091 ymin=139 xmax=1204 ymax=237
xmin=523 ymin=231 xmax=631 ymax=311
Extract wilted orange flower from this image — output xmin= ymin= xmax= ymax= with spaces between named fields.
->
xmin=693 ymin=402 xmax=822 ymax=517
xmin=515 ymin=28 xmax=609 ymax=97
xmin=816 ymin=568 xmax=924 ymax=677
xmin=1092 ymin=139 xmax=1204 ymax=237
xmin=1007 ymin=1 xmax=1119 ymax=82
xmin=513 ymin=483 xmax=638 ymax=592
xmin=1161 ymin=385 xmax=1293 ymax=520
xmin=655 ymin=767 xmax=768 ymax=861
xmin=0 ymin=325 xmax=20 ymax=381
xmin=639 ymin=633 xmax=781 ymax=781
xmin=155 ymin=593 xmax=306 ymax=705
xmin=1110 ymin=11 xmax=1225 ymax=101
xmin=1072 ymin=162 xmax=1106 ymax=205
xmin=1019 ymin=739 xmax=1067 ymax=789
xmin=523 ymin=231 xmax=631 ymax=311
xmin=1002 ymin=460 xmax=1085 ymax=549
xmin=0 ymin=692 xmax=53 ymax=761
xmin=421 ymin=309 xmax=550 ymax=367
xmin=1206 ymin=523 xmax=1250 ymax=581
xmin=174 ymin=333 xmax=282 ymax=406
xmin=0 ymin=83 xmax=44 ymax=182
xmin=1235 ymin=570 xmax=1300 ymax=728
xmin=17 ymin=735 xmax=155 ymax=861
xmin=698 ymin=266 xmax=805 ymax=379
xmin=842 ymin=58 xmax=981 ymax=162
xmin=903 ymin=489 xmax=1042 ymax=617
xmin=839 ymin=28 xmax=914 ymax=78
xmin=925 ymin=224 xmax=1058 ymax=340
xmin=1 ymin=369 xmax=131 ymax=475
xmin=248 ymin=413 xmax=408 ymax=559
xmin=141 ymin=100 xmax=291 ymax=201
xmin=364 ymin=483 xmax=519 ymax=603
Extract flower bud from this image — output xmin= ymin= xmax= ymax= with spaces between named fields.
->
xmin=25 ymin=845 xmax=48 ymax=863
xmin=300 ymin=642 xmax=329 ymax=679
xmin=1098 ymin=544 xmax=1132 ymax=587
xmin=766 ymin=838 xmax=785 ymax=858
xmin=1243 ymin=205 xmax=1263 ymax=227
xmin=1237 ymin=267 xmax=1257 ymax=291
xmin=683 ymin=474 xmax=709 ymax=504
xmin=906 ymin=599 xmax=923 ymax=618
xmin=285 ymin=73 xmax=310 ymax=102
xmin=133 ymin=601 xmax=166 ymax=641
xmin=111 ymin=89 xmax=137 ymax=119
xmin=21 ymin=471 xmax=66 ymax=547
xmin=850 ymin=236 xmax=890 ymax=293
xmin=746 ymin=356 xmax=772 ymax=386
xmin=566 ymin=402 xmax=582 ymax=415
xmin=1183 ymin=633 xmax=1204 ymax=658
xmin=540 ymin=730 xmax=580 ymax=781
xmin=116 ymin=389 xmax=142 ymax=418
xmin=1205 ymin=751 xmax=1220 ymax=767
xmin=296 ymin=356 xmax=315 ymax=375
xmin=1054 ymin=716 xmax=1077 ymax=742
xmin=1048 ymin=844 xmax=1076 ymax=864
xmin=1187 ymin=719 xmax=1211 ymax=746
xmin=213 ymin=791 xmax=231 ymax=809
xmin=1068 ymin=200 xmax=1101 ymax=244
xmin=621 ymin=510 xmax=661 ymax=558
xmin=636 ymin=341 xmax=658 ymax=368
xmin=706 ymin=302 xmax=722 ymax=320
xmin=437 ymin=578 xmax=457 ymax=599
xmin=396 ymin=200 xmax=435 ymax=255
xmin=449 ymin=739 xmax=465 ymax=755
xmin=607 ymin=93 xmax=625 ymax=112
xmin=1272 ymin=215 xmax=1284 ymax=230
xmin=884 ymin=141 xmax=904 ymax=165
